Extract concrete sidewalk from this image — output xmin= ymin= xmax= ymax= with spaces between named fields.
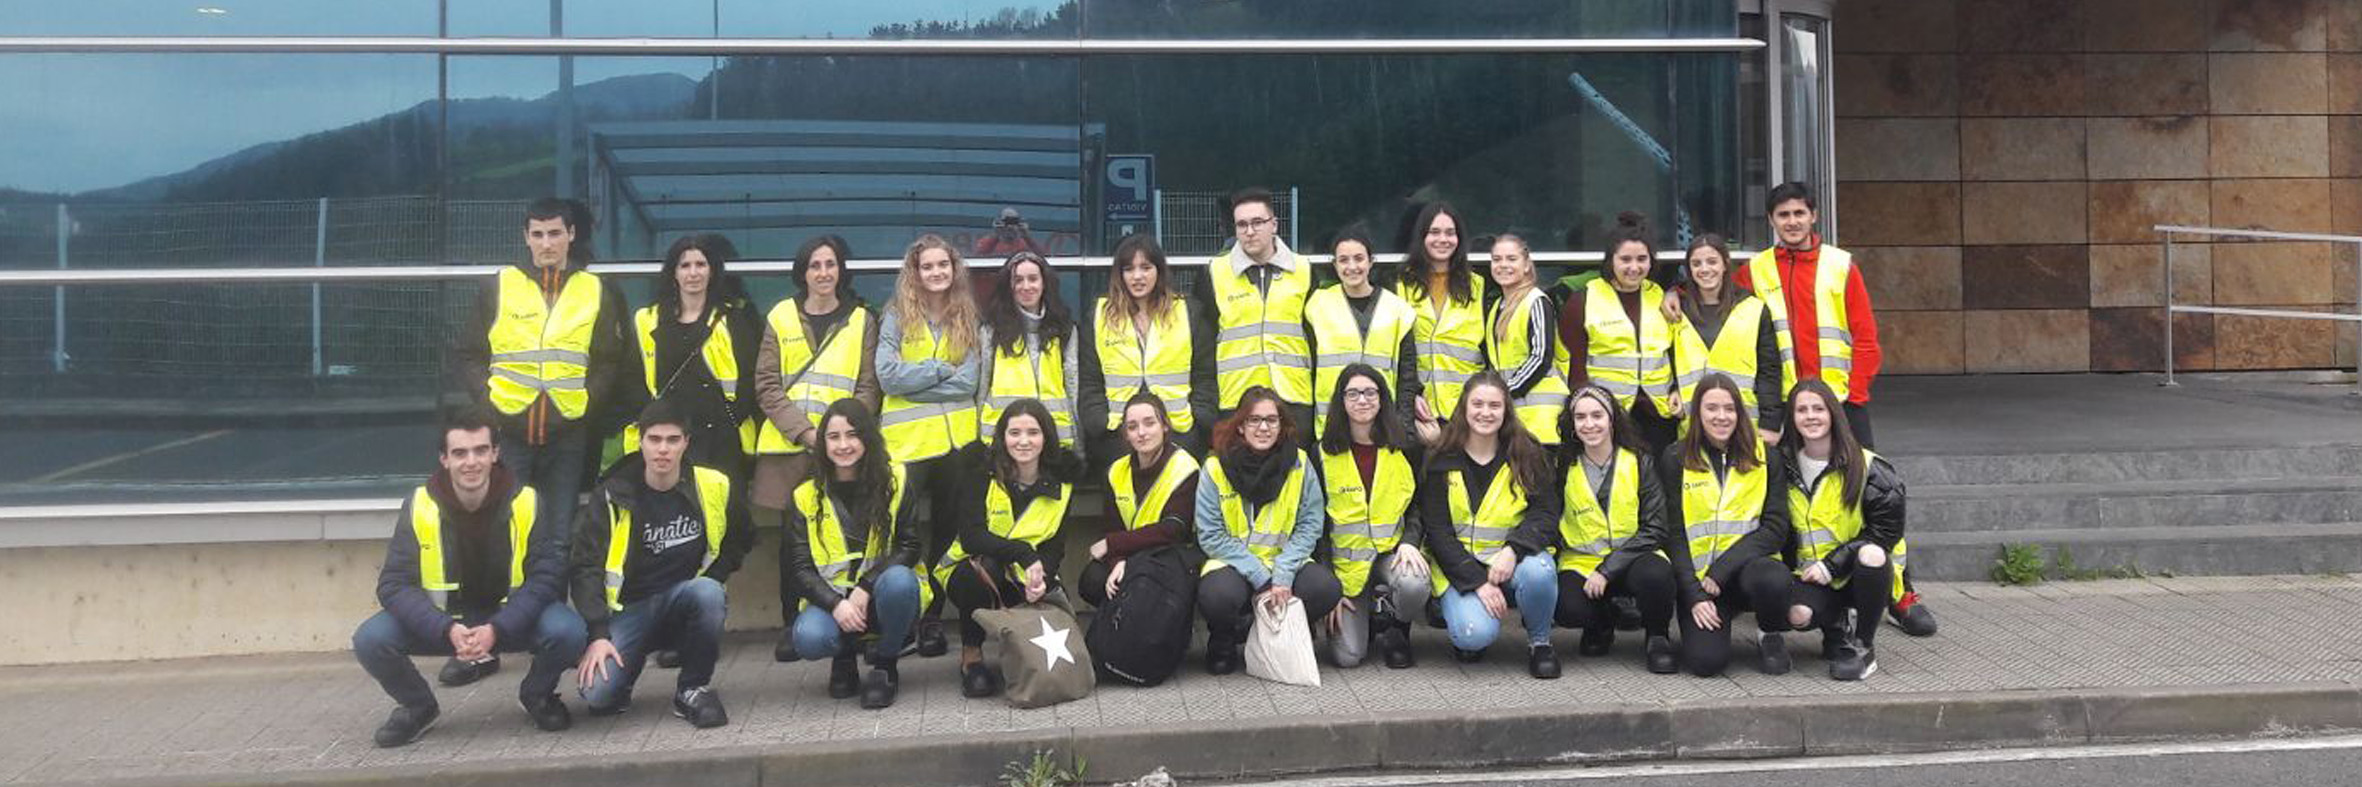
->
xmin=9 ymin=576 xmax=2362 ymax=786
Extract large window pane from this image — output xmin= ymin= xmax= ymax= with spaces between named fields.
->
xmin=1084 ymin=0 xmax=1717 ymax=40
xmin=721 ymin=0 xmax=1075 ymax=39
xmin=0 ymin=1 xmax=433 ymax=36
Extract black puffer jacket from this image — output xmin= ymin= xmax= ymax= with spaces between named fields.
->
xmin=779 ymin=475 xmax=924 ymax=611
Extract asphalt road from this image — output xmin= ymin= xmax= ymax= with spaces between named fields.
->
xmin=1226 ymin=735 xmax=2362 ymax=787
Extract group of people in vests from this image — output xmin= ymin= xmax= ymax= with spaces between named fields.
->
xmin=354 ymin=184 xmax=1938 ymax=748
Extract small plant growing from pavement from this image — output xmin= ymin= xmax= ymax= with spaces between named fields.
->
xmin=2053 ymin=546 xmax=2146 ymax=581
xmin=1992 ymin=543 xmax=2046 ymax=585
xmin=1003 ymin=749 xmax=1088 ymax=787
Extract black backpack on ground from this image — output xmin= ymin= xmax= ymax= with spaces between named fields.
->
xmin=1087 ymin=545 xmax=1197 ymax=686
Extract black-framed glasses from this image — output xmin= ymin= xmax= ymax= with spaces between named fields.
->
xmin=1234 ymin=216 xmax=1277 ymax=233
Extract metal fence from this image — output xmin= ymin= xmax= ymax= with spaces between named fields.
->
xmin=2156 ymin=224 xmax=2362 ymax=395
xmin=1153 ymin=188 xmax=1299 ymax=255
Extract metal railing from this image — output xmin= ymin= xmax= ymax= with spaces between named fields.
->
xmin=0 ymin=36 xmax=1764 ymax=56
xmin=2156 ymin=224 xmax=2362 ymax=395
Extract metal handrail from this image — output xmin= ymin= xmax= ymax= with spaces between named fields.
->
xmin=0 ymin=249 xmax=1733 ymax=286
xmin=2155 ymin=224 xmax=2362 ymax=395
xmin=0 ymin=36 xmax=1765 ymax=56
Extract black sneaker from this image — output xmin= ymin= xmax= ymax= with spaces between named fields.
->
xmin=1890 ymin=593 xmax=1939 ymax=637
xmin=671 ymin=686 xmax=729 ymax=729
xmin=1375 ymin=623 xmax=1415 ymax=669
xmin=1757 ymin=632 xmax=1792 ymax=675
xmin=1830 ymin=642 xmax=1877 ymax=681
xmin=437 ymin=655 xmax=499 ymax=687
xmin=1528 ymin=644 xmax=1562 ymax=680
xmin=961 ymin=660 xmax=1003 ymax=698
xmin=518 ymin=693 xmax=572 ymax=732
xmin=774 ymin=630 xmax=800 ymax=663
xmin=653 ymin=650 xmax=682 ymax=669
xmin=827 ymin=654 xmax=861 ymax=699
xmin=1452 ymin=647 xmax=1485 ymax=664
xmin=372 ymin=704 xmax=439 ymax=748
xmin=859 ymin=663 xmax=900 ymax=710
xmin=914 ymin=618 xmax=949 ymax=658
xmin=1204 ymin=638 xmax=1243 ymax=676
xmin=1645 ymin=635 xmax=1679 ymax=674
xmin=1578 ymin=627 xmax=1615 ymax=657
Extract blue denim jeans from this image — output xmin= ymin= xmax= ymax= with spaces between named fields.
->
xmin=352 ymin=603 xmax=588 ymax=709
xmin=787 ymin=564 xmax=922 ymax=662
xmin=1439 ymin=552 xmax=1559 ymax=650
xmin=579 ymin=576 xmax=727 ymax=711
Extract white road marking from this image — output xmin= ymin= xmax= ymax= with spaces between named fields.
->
xmin=29 ymin=429 xmax=234 ymax=483
xmin=1231 ymin=734 xmax=2362 ymax=786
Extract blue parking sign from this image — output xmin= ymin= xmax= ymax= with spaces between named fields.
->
xmin=1103 ymin=155 xmax=1154 ymax=223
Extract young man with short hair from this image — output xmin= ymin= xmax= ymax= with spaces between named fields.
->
xmin=1189 ymin=187 xmax=1316 ymax=441
xmin=570 ymin=399 xmax=754 ymax=728
xmin=352 ymin=407 xmax=587 ymax=748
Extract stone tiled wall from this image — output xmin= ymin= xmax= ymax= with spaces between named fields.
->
xmin=1834 ymin=0 xmax=2361 ymax=374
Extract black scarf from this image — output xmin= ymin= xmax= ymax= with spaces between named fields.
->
xmin=1222 ymin=443 xmax=1297 ymax=509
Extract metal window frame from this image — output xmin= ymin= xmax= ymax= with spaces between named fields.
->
xmin=0 ymin=36 xmax=1764 ymax=55
xmin=1746 ymin=0 xmax=1837 ymax=241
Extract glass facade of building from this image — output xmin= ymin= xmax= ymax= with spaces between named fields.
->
xmin=0 ymin=1 xmax=1747 ymax=504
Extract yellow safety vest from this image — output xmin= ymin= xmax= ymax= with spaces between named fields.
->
xmin=1321 ymin=446 xmax=1417 ymax=598
xmin=1583 ymin=278 xmax=1677 ymax=416
xmin=1788 ymin=449 xmax=1909 ymax=598
xmin=599 ymin=466 xmax=732 ymax=611
xmin=1396 ymin=270 xmax=1487 ymax=419
xmin=793 ymin=462 xmax=932 ymax=610
xmin=1202 ymin=450 xmax=1311 ymax=577
xmin=1432 ymin=462 xmax=1529 ymax=596
xmin=1206 ymin=253 xmax=1315 ymax=407
xmin=982 ymin=330 xmax=1076 ymax=448
xmin=1487 ymin=287 xmax=1572 ymax=445
xmin=1557 ymin=449 xmax=1645 ymax=576
xmin=623 ymin=304 xmax=754 ymax=456
xmin=486 ymin=266 xmax=603 ymax=420
xmin=1678 ymin=458 xmax=1767 ymax=581
xmin=1672 ymin=295 xmax=1767 ymax=415
xmin=935 ymin=477 xmax=1073 ymax=586
xmin=879 ymin=316 xmax=980 ymax=463
xmin=410 ymin=485 xmax=539 ymax=610
xmin=755 ymin=302 xmax=869 ymax=456
xmin=1305 ymin=286 xmax=1415 ymax=435
xmin=1747 ymin=246 xmax=1858 ymax=401
xmin=1092 ymin=299 xmax=1196 ymax=433
xmin=1107 ymin=449 xmax=1201 ymax=531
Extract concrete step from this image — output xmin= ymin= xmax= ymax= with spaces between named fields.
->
xmin=1907 ymin=522 xmax=2362 ymax=581
xmin=1914 ymin=475 xmax=2362 ymax=532
xmin=1892 ymin=444 xmax=2362 ymax=487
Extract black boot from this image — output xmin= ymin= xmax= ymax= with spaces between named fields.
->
xmin=1528 ymin=643 xmax=1562 ymax=679
xmin=1645 ymin=635 xmax=1678 ymax=674
xmin=860 ymin=659 xmax=901 ymax=709
xmin=1204 ymin=632 xmax=1243 ymax=675
xmin=1375 ymin=620 xmax=1416 ymax=669
xmin=827 ymin=654 xmax=861 ymax=699
xmin=914 ymin=618 xmax=949 ymax=658
xmin=1578 ymin=627 xmax=1615 ymax=657
xmin=774 ymin=630 xmax=799 ymax=663
xmin=1757 ymin=632 xmax=1792 ymax=675
xmin=437 ymin=655 xmax=499 ymax=687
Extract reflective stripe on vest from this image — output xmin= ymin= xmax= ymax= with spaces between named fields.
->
xmin=1672 ymin=295 xmax=1766 ymax=413
xmin=1321 ymin=445 xmax=1416 ymax=597
xmin=1678 ymin=459 xmax=1767 ymax=581
xmin=880 ymin=317 xmax=981 ymax=462
xmin=1488 ymin=287 xmax=1572 ymax=445
xmin=1202 ymin=450 xmax=1311 ymax=577
xmin=1788 ymin=449 xmax=1907 ymax=592
xmin=793 ymin=462 xmax=932 ymax=611
xmin=1582 ymin=278 xmax=1677 ymax=416
xmin=757 ymin=302 xmax=869 ymax=456
xmin=1556 ymin=449 xmax=1642 ymax=576
xmin=1107 ymin=449 xmax=1201 ymax=531
xmin=935 ymin=477 xmax=1073 ymax=587
xmin=1093 ymin=299 xmax=1196 ymax=433
xmin=982 ymin=331 xmax=1076 ymax=448
xmin=487 ymin=266 xmax=603 ymax=419
xmin=601 ymin=466 xmax=732 ymax=611
xmin=1206 ymin=253 xmax=1315 ymax=406
xmin=1305 ymin=286 xmax=1416 ymax=435
xmin=624 ymin=304 xmax=748 ymax=455
xmin=410 ymin=485 xmax=539 ymax=610
xmin=1432 ymin=462 xmax=1529 ymax=596
xmin=1397 ymin=271 xmax=1486 ymax=420
xmin=1748 ymin=247 xmax=1857 ymax=401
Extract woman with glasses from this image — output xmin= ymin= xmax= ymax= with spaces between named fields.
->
xmin=978 ymin=251 xmax=1082 ymax=463
xmin=1193 ymin=386 xmax=1339 ymax=675
xmin=1317 ymin=364 xmax=1429 ymax=669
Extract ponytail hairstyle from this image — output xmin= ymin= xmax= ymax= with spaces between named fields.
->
xmin=1779 ymin=379 xmax=1869 ymax=508
xmin=1559 ymin=384 xmax=1650 ymax=464
xmin=1602 ymin=211 xmax=1656 ymax=289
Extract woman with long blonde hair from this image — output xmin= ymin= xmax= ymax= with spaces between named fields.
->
xmin=874 ymin=233 xmax=985 ymax=657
